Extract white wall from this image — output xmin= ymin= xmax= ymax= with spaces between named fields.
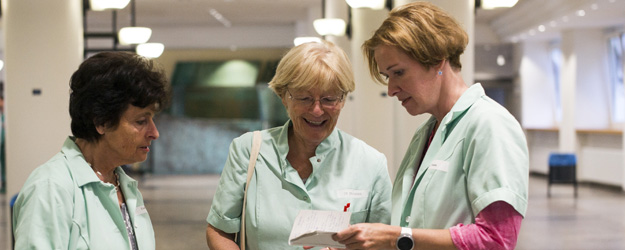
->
xmin=569 ymin=29 xmax=611 ymax=129
xmin=578 ymin=133 xmax=622 ymax=186
xmin=526 ymin=131 xmax=559 ymax=174
xmin=520 ymin=41 xmax=558 ymax=128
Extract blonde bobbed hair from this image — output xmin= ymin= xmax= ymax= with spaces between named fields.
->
xmin=269 ymin=40 xmax=355 ymax=98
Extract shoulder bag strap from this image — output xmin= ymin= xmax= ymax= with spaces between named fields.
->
xmin=240 ymin=130 xmax=261 ymax=250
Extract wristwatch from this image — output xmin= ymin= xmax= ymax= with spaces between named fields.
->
xmin=396 ymin=227 xmax=414 ymax=250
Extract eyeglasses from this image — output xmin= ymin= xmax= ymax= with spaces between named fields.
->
xmin=287 ymin=89 xmax=345 ymax=108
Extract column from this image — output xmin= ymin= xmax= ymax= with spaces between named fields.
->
xmin=3 ymin=0 xmax=82 ymax=247
xmin=348 ymin=7 xmax=397 ymax=175
xmin=558 ymin=31 xmax=579 ymax=154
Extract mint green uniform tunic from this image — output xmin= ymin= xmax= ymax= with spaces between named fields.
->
xmin=207 ymin=121 xmax=392 ymax=250
xmin=392 ymin=84 xmax=529 ymax=229
xmin=13 ymin=137 xmax=155 ymax=249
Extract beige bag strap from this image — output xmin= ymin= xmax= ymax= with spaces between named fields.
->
xmin=240 ymin=130 xmax=261 ymax=250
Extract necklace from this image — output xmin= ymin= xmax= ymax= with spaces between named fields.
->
xmin=88 ymin=162 xmax=121 ymax=191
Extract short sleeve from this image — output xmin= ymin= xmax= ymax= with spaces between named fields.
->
xmin=13 ymin=179 xmax=74 ymax=249
xmin=206 ymin=133 xmax=253 ymax=233
xmin=464 ymin=108 xmax=529 ymax=217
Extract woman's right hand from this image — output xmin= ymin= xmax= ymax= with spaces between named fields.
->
xmin=332 ymin=223 xmax=399 ymax=250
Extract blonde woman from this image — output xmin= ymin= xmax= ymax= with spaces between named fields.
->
xmin=206 ymin=41 xmax=392 ymax=250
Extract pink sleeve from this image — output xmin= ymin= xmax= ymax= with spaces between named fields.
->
xmin=449 ymin=201 xmax=523 ymax=250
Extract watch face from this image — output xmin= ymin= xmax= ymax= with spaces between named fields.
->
xmin=397 ymin=237 xmax=414 ymax=250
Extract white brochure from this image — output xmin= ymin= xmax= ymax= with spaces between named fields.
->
xmin=288 ymin=210 xmax=351 ymax=248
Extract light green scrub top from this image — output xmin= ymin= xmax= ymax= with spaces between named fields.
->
xmin=207 ymin=120 xmax=392 ymax=250
xmin=391 ymin=83 xmax=529 ymax=229
xmin=13 ymin=137 xmax=155 ymax=250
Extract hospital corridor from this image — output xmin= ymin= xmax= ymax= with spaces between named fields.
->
xmin=2 ymin=172 xmax=624 ymax=250
xmin=3 ymin=0 xmax=625 ymax=249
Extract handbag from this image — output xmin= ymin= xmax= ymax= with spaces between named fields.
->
xmin=237 ymin=130 xmax=261 ymax=250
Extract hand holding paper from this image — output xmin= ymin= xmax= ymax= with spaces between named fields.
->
xmin=288 ymin=210 xmax=351 ymax=248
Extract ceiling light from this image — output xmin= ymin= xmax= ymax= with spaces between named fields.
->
xmin=209 ymin=8 xmax=232 ymax=27
xmin=313 ymin=18 xmax=346 ymax=36
xmin=89 ymin=0 xmax=131 ymax=11
xmin=497 ymin=55 xmax=506 ymax=66
xmin=118 ymin=27 xmax=152 ymax=45
xmin=136 ymin=43 xmax=164 ymax=58
xmin=538 ymin=25 xmax=546 ymax=32
xmin=480 ymin=0 xmax=518 ymax=9
xmin=293 ymin=37 xmax=322 ymax=46
xmin=345 ymin=0 xmax=385 ymax=10
xmin=577 ymin=10 xmax=586 ymax=17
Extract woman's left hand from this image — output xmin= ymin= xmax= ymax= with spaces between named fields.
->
xmin=332 ymin=223 xmax=397 ymax=250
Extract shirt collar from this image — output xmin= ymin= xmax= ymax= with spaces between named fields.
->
xmin=441 ymin=83 xmax=485 ymax=127
xmin=62 ymin=136 xmax=137 ymax=188
xmin=62 ymin=136 xmax=100 ymax=187
xmin=275 ymin=119 xmax=339 ymax=170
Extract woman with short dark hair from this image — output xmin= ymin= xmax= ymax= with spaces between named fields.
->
xmin=13 ymin=51 xmax=169 ymax=250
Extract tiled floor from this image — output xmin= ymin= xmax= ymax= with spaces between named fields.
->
xmin=2 ymin=174 xmax=625 ymax=250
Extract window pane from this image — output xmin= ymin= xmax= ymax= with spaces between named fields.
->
xmin=550 ymin=47 xmax=562 ymax=122
xmin=608 ymin=35 xmax=624 ymax=122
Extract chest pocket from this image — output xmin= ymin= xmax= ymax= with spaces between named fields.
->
xmin=349 ymin=210 xmax=368 ymax=224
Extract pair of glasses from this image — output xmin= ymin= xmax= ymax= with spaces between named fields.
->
xmin=287 ymin=89 xmax=345 ymax=108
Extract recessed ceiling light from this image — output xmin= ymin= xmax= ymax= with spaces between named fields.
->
xmin=497 ymin=55 xmax=506 ymax=66
xmin=209 ymin=8 xmax=231 ymax=27
xmin=538 ymin=25 xmax=546 ymax=32
xmin=577 ymin=10 xmax=586 ymax=17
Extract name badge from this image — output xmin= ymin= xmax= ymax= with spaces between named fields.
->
xmin=136 ymin=205 xmax=148 ymax=215
xmin=429 ymin=160 xmax=449 ymax=172
xmin=336 ymin=189 xmax=368 ymax=198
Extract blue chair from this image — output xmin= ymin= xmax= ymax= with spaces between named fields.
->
xmin=548 ymin=153 xmax=577 ymax=197
xmin=10 ymin=193 xmax=18 ymax=249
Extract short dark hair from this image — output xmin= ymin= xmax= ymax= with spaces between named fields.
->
xmin=69 ymin=52 xmax=169 ymax=142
